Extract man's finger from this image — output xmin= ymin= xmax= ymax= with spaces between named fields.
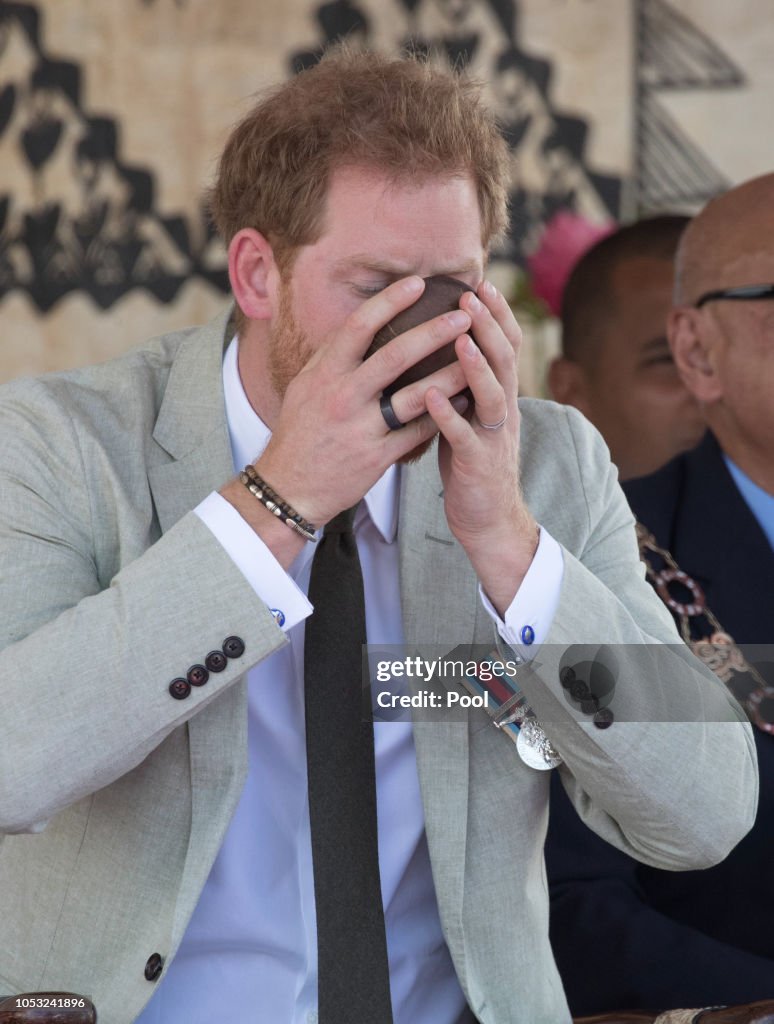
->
xmin=459 ymin=288 xmax=519 ymax=388
xmin=382 ymin=406 xmax=443 ymax=461
xmin=454 ymin=335 xmax=508 ymax=431
xmin=384 ymin=359 xmax=468 ymax=424
xmin=358 ymin=307 xmax=471 ymax=396
xmin=476 ymin=280 xmax=523 ymax=353
xmin=423 ymin=386 xmax=478 ymax=458
xmin=328 ymin=276 xmax=425 ymax=369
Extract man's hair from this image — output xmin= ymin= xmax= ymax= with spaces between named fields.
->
xmin=561 ymin=214 xmax=690 ymax=364
xmin=208 ymin=46 xmax=510 ymax=269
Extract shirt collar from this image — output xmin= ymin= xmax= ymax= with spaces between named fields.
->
xmin=222 ymin=336 xmax=400 ymax=543
xmin=723 ymin=452 xmax=774 ymax=552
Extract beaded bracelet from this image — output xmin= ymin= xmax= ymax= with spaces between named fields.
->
xmin=239 ymin=465 xmax=317 ymax=542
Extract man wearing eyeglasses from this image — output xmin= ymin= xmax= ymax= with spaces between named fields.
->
xmin=546 ymin=172 xmax=774 ymax=1015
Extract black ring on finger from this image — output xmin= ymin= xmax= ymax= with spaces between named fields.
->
xmin=380 ymin=393 xmax=404 ymax=431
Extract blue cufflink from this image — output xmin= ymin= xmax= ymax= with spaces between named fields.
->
xmin=271 ymin=608 xmax=286 ymax=627
xmin=520 ymin=625 xmax=535 ymax=646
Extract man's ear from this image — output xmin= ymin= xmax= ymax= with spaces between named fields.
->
xmin=547 ymin=356 xmax=592 ymax=417
xmin=228 ymin=228 xmax=281 ymax=321
xmin=668 ymin=307 xmax=723 ymax=404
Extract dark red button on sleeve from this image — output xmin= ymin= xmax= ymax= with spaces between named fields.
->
xmin=168 ymin=678 xmax=191 ymax=700
xmin=222 ymin=635 xmax=245 ymax=659
xmin=205 ymin=650 xmax=228 ymax=672
xmin=187 ymin=664 xmax=209 ymax=687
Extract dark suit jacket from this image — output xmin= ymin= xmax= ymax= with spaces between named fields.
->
xmin=545 ymin=432 xmax=774 ymax=1014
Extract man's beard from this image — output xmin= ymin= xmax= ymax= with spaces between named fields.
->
xmin=267 ymin=278 xmax=316 ymax=400
xmin=268 ymin=278 xmax=438 ymax=465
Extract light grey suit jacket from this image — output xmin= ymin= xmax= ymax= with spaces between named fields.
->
xmin=0 ymin=308 xmax=757 ymax=1024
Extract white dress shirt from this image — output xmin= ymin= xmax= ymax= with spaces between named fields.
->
xmin=134 ymin=337 xmax=563 ymax=1024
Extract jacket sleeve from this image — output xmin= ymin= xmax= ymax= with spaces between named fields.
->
xmin=545 ymin=773 xmax=774 ymax=1014
xmin=498 ymin=404 xmax=758 ymax=871
xmin=0 ymin=377 xmax=287 ymax=832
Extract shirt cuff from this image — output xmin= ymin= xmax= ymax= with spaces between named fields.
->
xmin=478 ymin=526 xmax=564 ymax=659
xmin=194 ymin=491 xmax=312 ymax=632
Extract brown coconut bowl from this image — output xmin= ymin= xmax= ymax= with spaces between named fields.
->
xmin=364 ymin=274 xmax=475 ymax=402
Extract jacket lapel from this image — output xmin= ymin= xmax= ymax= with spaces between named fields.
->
xmin=398 ymin=455 xmax=481 ymax=649
xmin=398 ymin=454 xmax=480 ymax=978
xmin=147 ymin=307 xmax=237 ymax=531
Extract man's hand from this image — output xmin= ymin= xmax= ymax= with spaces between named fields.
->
xmin=425 ymin=280 xmax=539 ymax=617
xmin=222 ymin=276 xmax=473 ymax=556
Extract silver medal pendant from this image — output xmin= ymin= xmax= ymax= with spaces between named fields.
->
xmin=516 ymin=719 xmax=563 ymax=771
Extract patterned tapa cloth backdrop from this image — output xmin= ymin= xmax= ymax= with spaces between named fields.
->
xmin=0 ymin=0 xmax=771 ymax=387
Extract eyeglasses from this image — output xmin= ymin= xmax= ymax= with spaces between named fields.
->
xmin=695 ymin=283 xmax=774 ymax=308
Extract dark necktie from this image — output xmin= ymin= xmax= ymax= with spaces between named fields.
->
xmin=304 ymin=505 xmax=394 ymax=1024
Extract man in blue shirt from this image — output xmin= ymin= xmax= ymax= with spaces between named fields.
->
xmin=546 ymin=172 xmax=774 ymax=1014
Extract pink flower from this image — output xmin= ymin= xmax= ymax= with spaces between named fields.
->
xmin=527 ymin=211 xmax=615 ymax=317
